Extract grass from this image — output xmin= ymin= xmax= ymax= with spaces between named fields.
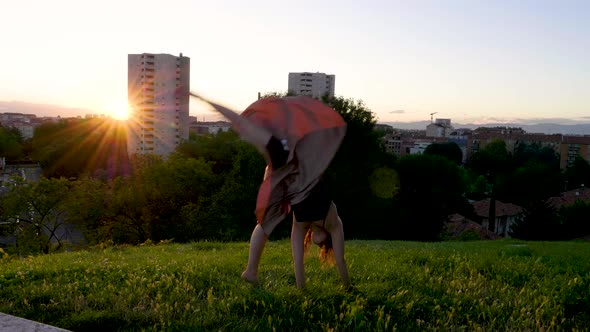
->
xmin=1 ymin=240 xmax=589 ymax=331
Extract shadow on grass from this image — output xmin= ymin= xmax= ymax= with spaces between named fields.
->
xmin=61 ymin=311 xmax=145 ymax=332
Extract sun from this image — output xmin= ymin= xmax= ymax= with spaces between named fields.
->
xmin=105 ymin=100 xmax=131 ymax=120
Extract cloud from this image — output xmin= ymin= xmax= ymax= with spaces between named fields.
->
xmin=462 ymin=116 xmax=516 ymax=125
xmin=511 ymin=117 xmax=589 ymax=125
xmin=457 ymin=116 xmax=590 ymax=126
xmin=389 ymin=110 xmax=405 ymax=114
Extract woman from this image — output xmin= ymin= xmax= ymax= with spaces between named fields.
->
xmin=190 ymin=93 xmax=350 ymax=289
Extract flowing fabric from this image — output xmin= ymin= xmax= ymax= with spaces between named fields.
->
xmin=242 ymin=96 xmax=347 ymax=233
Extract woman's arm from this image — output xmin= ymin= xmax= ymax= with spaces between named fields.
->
xmin=189 ymin=92 xmax=272 ymax=155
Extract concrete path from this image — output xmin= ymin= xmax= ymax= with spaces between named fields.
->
xmin=0 ymin=313 xmax=71 ymax=332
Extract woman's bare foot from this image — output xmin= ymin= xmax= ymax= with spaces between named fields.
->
xmin=241 ymin=270 xmax=259 ymax=287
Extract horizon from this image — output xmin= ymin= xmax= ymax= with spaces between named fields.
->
xmin=2 ymin=99 xmax=590 ymax=136
xmin=1 ymin=1 xmax=589 ymax=125
xmin=0 ymin=100 xmax=590 ymax=126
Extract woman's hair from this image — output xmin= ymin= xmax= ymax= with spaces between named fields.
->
xmin=304 ymin=228 xmax=335 ymax=266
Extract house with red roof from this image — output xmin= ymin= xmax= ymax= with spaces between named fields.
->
xmin=472 ymin=199 xmax=525 ymax=238
xmin=547 ymin=187 xmax=590 ymax=209
xmin=445 ymin=214 xmax=502 ymax=240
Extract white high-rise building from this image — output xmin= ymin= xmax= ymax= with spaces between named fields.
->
xmin=127 ymin=53 xmax=190 ymax=157
xmin=288 ymin=72 xmax=335 ymax=99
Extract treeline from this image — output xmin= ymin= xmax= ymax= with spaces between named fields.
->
xmin=0 ymin=125 xmax=28 ymax=160
xmin=0 ymin=118 xmax=130 ymax=178
xmin=1 ymin=96 xmax=590 ymax=255
xmin=31 ymin=118 xmax=130 ymax=178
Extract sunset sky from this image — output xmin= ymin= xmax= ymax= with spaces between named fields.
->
xmin=1 ymin=0 xmax=589 ymax=124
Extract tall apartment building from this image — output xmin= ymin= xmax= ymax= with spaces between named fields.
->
xmin=560 ymin=136 xmax=590 ymax=169
xmin=288 ymin=72 xmax=335 ymax=99
xmin=127 ymin=53 xmax=190 ymax=157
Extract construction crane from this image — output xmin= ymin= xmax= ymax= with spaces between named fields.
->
xmin=430 ymin=112 xmax=438 ymax=123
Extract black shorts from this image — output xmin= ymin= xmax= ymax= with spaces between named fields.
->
xmin=292 ymin=180 xmax=332 ymax=223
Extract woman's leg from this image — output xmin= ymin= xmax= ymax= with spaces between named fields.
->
xmin=325 ymin=203 xmax=351 ymax=288
xmin=291 ymin=217 xmax=307 ymax=289
xmin=241 ymin=224 xmax=268 ymax=286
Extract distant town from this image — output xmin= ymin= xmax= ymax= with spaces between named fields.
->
xmin=0 ymin=111 xmax=232 ymax=140
xmin=379 ymin=119 xmax=590 ymax=170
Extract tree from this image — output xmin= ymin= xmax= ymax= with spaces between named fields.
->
xmin=176 ymin=130 xmax=244 ymax=175
xmin=195 ymin=142 xmax=266 ymax=240
xmin=0 ymin=125 xmax=25 ymax=160
xmin=467 ymin=173 xmax=490 ymax=201
xmin=467 ymin=140 xmax=511 ymax=179
xmin=467 ymin=140 xmax=511 ymax=232
xmin=91 ymin=154 xmax=220 ymax=244
xmin=513 ymin=143 xmax=560 ymax=170
xmin=65 ymin=176 xmax=111 ymax=244
xmin=141 ymin=155 xmax=217 ymax=242
xmin=424 ymin=142 xmax=463 ymax=165
xmin=176 ymin=131 xmax=268 ymax=240
xmin=31 ymin=118 xmax=129 ymax=178
xmin=394 ymin=154 xmax=469 ymax=241
xmin=501 ymin=161 xmax=563 ymax=208
xmin=260 ymin=91 xmax=298 ymax=98
xmin=1 ymin=177 xmax=72 ymax=254
xmin=510 ymin=200 xmax=561 ymax=240
xmin=565 ymin=156 xmax=590 ymax=190
xmin=320 ymin=95 xmax=396 ymax=238
xmin=559 ymin=201 xmax=590 ymax=240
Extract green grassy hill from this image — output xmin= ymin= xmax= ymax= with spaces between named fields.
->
xmin=1 ymin=240 xmax=589 ymax=331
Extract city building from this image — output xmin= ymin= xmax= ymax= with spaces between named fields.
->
xmin=468 ymin=128 xmax=579 ymax=167
xmin=288 ymin=72 xmax=335 ymax=99
xmin=382 ymin=122 xmax=590 ymax=169
xmin=0 ymin=112 xmax=40 ymax=139
xmin=448 ymin=129 xmax=471 ymax=164
xmin=560 ymin=136 xmax=590 ymax=169
xmin=426 ymin=118 xmax=453 ymax=137
xmin=382 ymin=132 xmax=402 ymax=155
xmin=0 ymin=113 xmax=36 ymax=123
xmin=11 ymin=122 xmax=35 ymax=139
xmin=127 ymin=53 xmax=190 ymax=157
xmin=408 ymin=140 xmax=433 ymax=155
xmin=190 ymin=121 xmax=232 ymax=135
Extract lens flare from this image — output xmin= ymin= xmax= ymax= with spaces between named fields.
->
xmin=105 ymin=100 xmax=130 ymax=120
